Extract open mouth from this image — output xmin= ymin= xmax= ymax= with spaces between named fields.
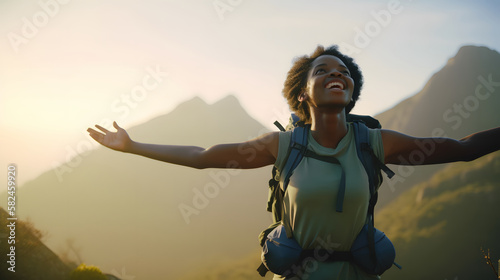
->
xmin=325 ymin=80 xmax=345 ymax=90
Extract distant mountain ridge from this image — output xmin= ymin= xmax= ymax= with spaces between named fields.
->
xmin=1 ymin=95 xmax=273 ymax=280
xmin=375 ymin=45 xmax=500 ymax=208
xmin=377 ymin=45 xmax=500 ymax=138
xmin=1 ymin=45 xmax=499 ymax=280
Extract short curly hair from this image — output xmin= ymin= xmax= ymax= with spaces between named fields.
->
xmin=283 ymin=45 xmax=364 ymax=122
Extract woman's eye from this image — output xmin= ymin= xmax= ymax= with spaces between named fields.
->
xmin=342 ymin=71 xmax=351 ymax=76
xmin=315 ymin=69 xmax=325 ymax=75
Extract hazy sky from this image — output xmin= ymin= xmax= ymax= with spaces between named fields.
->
xmin=1 ymin=0 xmax=500 ymax=185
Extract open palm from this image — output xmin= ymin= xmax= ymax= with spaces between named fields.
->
xmin=87 ymin=121 xmax=132 ymax=152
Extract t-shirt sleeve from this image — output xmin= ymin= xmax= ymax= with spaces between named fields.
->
xmin=274 ymin=131 xmax=292 ymax=170
xmin=369 ymin=128 xmax=385 ymax=163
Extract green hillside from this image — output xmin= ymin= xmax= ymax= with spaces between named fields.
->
xmin=0 ymin=208 xmax=73 ymax=280
xmin=377 ymin=151 xmax=500 ymax=280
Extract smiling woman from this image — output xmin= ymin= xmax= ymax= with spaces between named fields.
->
xmin=87 ymin=43 xmax=500 ymax=279
xmin=283 ymin=45 xmax=364 ymax=123
xmin=300 ymin=56 xmax=354 ymax=116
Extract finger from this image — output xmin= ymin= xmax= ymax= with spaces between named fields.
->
xmin=113 ymin=121 xmax=121 ymax=130
xmin=95 ymin=124 xmax=111 ymax=134
xmin=87 ymin=127 xmax=102 ymax=135
xmin=87 ymin=128 xmax=105 ymax=138
xmin=87 ymin=130 xmax=104 ymax=143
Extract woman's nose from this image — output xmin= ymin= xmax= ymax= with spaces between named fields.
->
xmin=329 ymin=69 xmax=342 ymax=77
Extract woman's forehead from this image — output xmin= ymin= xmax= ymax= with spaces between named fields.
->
xmin=311 ymin=55 xmax=347 ymax=67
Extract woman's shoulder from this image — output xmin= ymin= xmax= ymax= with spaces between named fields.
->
xmin=347 ymin=122 xmax=384 ymax=160
xmin=367 ymin=127 xmax=384 ymax=161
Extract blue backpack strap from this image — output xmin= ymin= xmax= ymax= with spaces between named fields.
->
xmin=276 ymin=124 xmax=310 ymax=239
xmin=266 ymin=122 xmax=310 ymax=223
xmin=352 ymin=121 xmax=379 ymax=265
xmin=281 ymin=125 xmax=310 ymax=192
xmin=352 ymin=121 xmax=395 ymax=266
xmin=266 ymin=120 xmax=288 ymax=215
xmin=291 ymin=113 xmax=301 ymax=126
xmin=352 ymin=122 xmax=395 ymax=196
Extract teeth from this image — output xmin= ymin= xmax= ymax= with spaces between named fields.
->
xmin=326 ymin=81 xmax=344 ymax=89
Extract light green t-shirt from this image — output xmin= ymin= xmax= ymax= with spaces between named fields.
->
xmin=273 ymin=123 xmax=384 ymax=280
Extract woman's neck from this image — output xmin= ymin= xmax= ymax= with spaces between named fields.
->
xmin=309 ymin=109 xmax=348 ymax=149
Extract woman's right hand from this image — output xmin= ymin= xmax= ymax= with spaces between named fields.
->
xmin=87 ymin=121 xmax=132 ymax=152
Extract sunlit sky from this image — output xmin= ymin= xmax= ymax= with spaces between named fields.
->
xmin=1 ymin=0 xmax=500 ymax=185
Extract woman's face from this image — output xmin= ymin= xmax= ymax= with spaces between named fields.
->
xmin=300 ymin=55 xmax=354 ymax=113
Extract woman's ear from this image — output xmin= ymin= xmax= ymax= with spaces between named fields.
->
xmin=298 ymin=92 xmax=308 ymax=102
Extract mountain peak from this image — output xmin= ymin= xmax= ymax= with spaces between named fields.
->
xmin=171 ymin=96 xmax=208 ymax=113
xmin=376 ymin=44 xmax=500 ymax=140
xmin=213 ymin=94 xmax=241 ymax=107
xmin=174 ymin=95 xmax=242 ymax=112
xmin=184 ymin=96 xmax=208 ymax=106
xmin=446 ymin=45 xmax=500 ymax=66
xmin=168 ymin=95 xmax=244 ymax=118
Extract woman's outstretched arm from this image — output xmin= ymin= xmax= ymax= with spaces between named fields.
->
xmin=87 ymin=121 xmax=279 ymax=169
xmin=381 ymin=127 xmax=500 ymax=165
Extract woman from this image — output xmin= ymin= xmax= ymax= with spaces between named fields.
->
xmin=87 ymin=45 xmax=500 ymax=279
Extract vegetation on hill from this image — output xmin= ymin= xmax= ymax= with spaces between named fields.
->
xmin=377 ymin=152 xmax=500 ymax=280
xmin=70 ymin=264 xmax=108 ymax=280
xmin=0 ymin=208 xmax=73 ymax=280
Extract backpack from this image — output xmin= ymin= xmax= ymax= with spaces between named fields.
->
xmin=256 ymin=113 xmax=398 ymax=277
